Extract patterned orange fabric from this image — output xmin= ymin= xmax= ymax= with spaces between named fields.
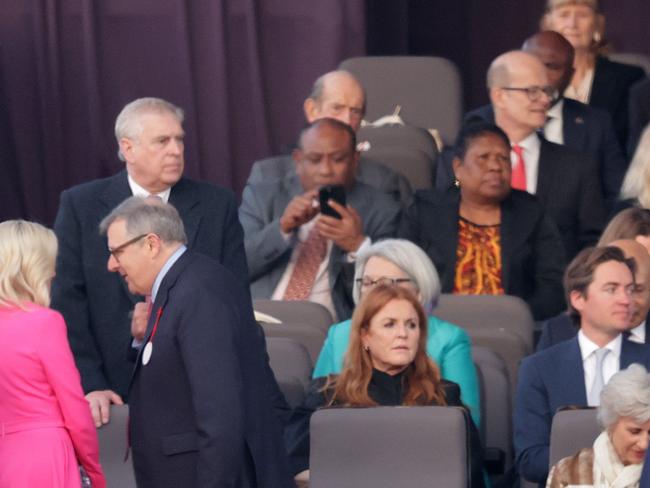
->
xmin=453 ymin=218 xmax=505 ymax=295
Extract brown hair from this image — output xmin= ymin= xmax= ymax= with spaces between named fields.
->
xmin=564 ymin=246 xmax=636 ymax=324
xmin=599 ymin=208 xmax=650 ymax=245
xmin=326 ymin=285 xmax=447 ymax=407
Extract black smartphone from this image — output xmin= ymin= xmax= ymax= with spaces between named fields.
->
xmin=319 ymin=185 xmax=346 ymax=219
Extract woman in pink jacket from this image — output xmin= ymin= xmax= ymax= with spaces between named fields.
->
xmin=0 ymin=220 xmax=106 ymax=487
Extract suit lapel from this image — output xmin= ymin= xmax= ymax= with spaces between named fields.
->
xmin=100 ymin=171 xmax=141 ymax=306
xmin=535 ymin=138 xmax=559 ymax=204
xmin=435 ymin=190 xmax=461 ymax=291
xmin=129 ymin=251 xmax=194 ymax=389
xmin=562 ymin=100 xmax=587 ymax=149
xmin=563 ymin=338 xmax=588 ymax=405
xmin=169 ymin=178 xmax=201 ymax=247
xmin=621 ymin=338 xmax=648 ymax=368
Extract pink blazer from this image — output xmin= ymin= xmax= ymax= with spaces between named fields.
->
xmin=0 ymin=304 xmax=106 ymax=488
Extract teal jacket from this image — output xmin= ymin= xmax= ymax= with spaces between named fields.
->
xmin=313 ymin=315 xmax=481 ymax=425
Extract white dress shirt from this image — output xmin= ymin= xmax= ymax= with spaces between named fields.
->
xmin=577 ymin=330 xmax=622 ymax=406
xmin=127 ymin=175 xmax=171 ymax=203
xmin=272 ymin=217 xmax=370 ymax=321
xmin=544 ymin=99 xmax=564 ymax=145
xmin=510 ymin=132 xmax=541 ymax=195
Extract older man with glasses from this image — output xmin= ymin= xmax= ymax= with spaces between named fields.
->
xmin=463 ymin=50 xmax=606 ymax=258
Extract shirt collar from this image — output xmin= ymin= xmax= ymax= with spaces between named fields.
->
xmin=629 ymin=321 xmax=646 ymax=344
xmin=512 ymin=131 xmax=540 ymax=152
xmin=127 ymin=174 xmax=171 ymax=203
xmin=547 ymin=98 xmax=564 ymax=120
xmin=152 ymin=245 xmax=186 ymax=302
xmin=578 ymin=329 xmax=622 ymax=361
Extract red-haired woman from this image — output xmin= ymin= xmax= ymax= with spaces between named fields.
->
xmin=284 ymin=285 xmax=484 ymax=487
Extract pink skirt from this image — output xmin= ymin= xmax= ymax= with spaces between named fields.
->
xmin=0 ymin=427 xmax=81 ymax=487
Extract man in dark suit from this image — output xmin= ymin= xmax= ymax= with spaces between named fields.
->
xmin=538 ymin=238 xmax=650 ymax=351
xmin=239 ymin=118 xmax=400 ymax=321
xmin=247 ymin=70 xmax=413 ymax=206
xmin=50 ymin=98 xmax=250 ymax=426
xmin=100 ymin=197 xmax=292 ymax=487
xmin=464 ymin=50 xmax=606 ymax=257
xmin=514 ymin=246 xmax=650 ymax=485
xmin=521 ymin=31 xmax=627 ymax=204
xmin=628 ymin=77 xmax=650 ymax=156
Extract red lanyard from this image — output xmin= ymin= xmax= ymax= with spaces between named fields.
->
xmin=148 ymin=307 xmax=163 ymax=343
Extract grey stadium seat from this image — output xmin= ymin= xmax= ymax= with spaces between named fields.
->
xmin=97 ymin=404 xmax=136 ymax=488
xmin=254 ymin=299 xmax=333 ymax=335
xmin=340 ymin=56 xmax=463 ymax=144
xmin=309 ymin=406 xmax=470 ymax=488
xmin=549 ymin=407 xmax=600 ymax=468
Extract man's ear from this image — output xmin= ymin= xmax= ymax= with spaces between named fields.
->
xmin=489 ymin=87 xmax=503 ymax=109
xmin=569 ymin=290 xmax=586 ymax=314
xmin=120 ymin=137 xmax=135 ymax=164
xmin=303 ymin=98 xmax=319 ymax=123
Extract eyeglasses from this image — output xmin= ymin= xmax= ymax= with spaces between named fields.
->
xmin=501 ymin=86 xmax=558 ymax=101
xmin=356 ymin=277 xmax=413 ymax=288
xmin=108 ymin=234 xmax=148 ymax=260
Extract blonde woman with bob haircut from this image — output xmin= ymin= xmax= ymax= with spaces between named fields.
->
xmin=0 ymin=220 xmax=106 ymax=488
xmin=284 ymin=285 xmax=485 ymax=488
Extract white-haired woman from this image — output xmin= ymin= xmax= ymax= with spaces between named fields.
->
xmin=312 ymin=238 xmax=480 ymax=425
xmin=0 ymin=221 xmax=105 ymax=488
xmin=547 ymin=364 xmax=650 ymax=487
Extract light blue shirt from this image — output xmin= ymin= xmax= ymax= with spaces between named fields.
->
xmin=152 ymin=245 xmax=187 ymax=302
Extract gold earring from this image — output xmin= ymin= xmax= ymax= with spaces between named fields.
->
xmin=593 ymin=31 xmax=602 ymax=44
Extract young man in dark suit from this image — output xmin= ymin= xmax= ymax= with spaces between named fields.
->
xmin=101 ymin=197 xmax=292 ymax=488
xmin=50 ymin=98 xmax=254 ymax=426
xmin=514 ymin=246 xmax=650 ymax=485
xmin=538 ymin=239 xmax=650 ymax=351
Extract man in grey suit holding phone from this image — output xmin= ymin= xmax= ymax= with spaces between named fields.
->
xmin=239 ymin=118 xmax=400 ymax=321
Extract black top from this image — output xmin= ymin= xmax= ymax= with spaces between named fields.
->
xmin=284 ymin=369 xmax=485 ymax=487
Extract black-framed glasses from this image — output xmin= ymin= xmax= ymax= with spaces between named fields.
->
xmin=356 ymin=277 xmax=413 ymax=288
xmin=108 ymin=233 xmax=148 ymax=260
xmin=501 ymin=85 xmax=558 ymax=101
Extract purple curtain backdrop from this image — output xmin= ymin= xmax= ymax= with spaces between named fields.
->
xmin=0 ymin=0 xmax=365 ymax=224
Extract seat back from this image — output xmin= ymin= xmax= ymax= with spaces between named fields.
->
xmin=549 ymin=408 xmax=600 ymax=468
xmin=266 ymin=336 xmax=312 ymax=390
xmin=97 ymin=405 xmax=136 ymax=488
xmin=357 ymin=125 xmax=438 ymax=190
xmin=609 ymin=52 xmax=650 ymax=75
xmin=340 ymin=56 xmax=463 ymax=144
xmin=259 ymin=321 xmax=326 ymax=365
xmin=435 ymin=294 xmax=534 ymax=354
xmin=254 ymin=299 xmax=333 ymax=335
xmin=472 ymin=346 xmax=513 ymax=471
xmin=310 ymin=406 xmax=469 ymax=488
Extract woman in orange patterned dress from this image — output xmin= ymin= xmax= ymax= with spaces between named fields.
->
xmin=400 ymin=121 xmax=566 ymax=320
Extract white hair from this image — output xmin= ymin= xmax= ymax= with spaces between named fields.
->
xmin=598 ymin=364 xmax=650 ymax=429
xmin=352 ymin=239 xmax=441 ymax=309
xmin=114 ymin=97 xmax=184 ymax=161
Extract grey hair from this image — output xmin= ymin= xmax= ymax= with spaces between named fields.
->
xmin=620 ymin=125 xmax=650 ymax=208
xmin=598 ymin=364 xmax=650 ymax=429
xmin=99 ymin=196 xmax=187 ymax=245
xmin=114 ymin=97 xmax=184 ymax=161
xmin=352 ymin=239 xmax=441 ymax=309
